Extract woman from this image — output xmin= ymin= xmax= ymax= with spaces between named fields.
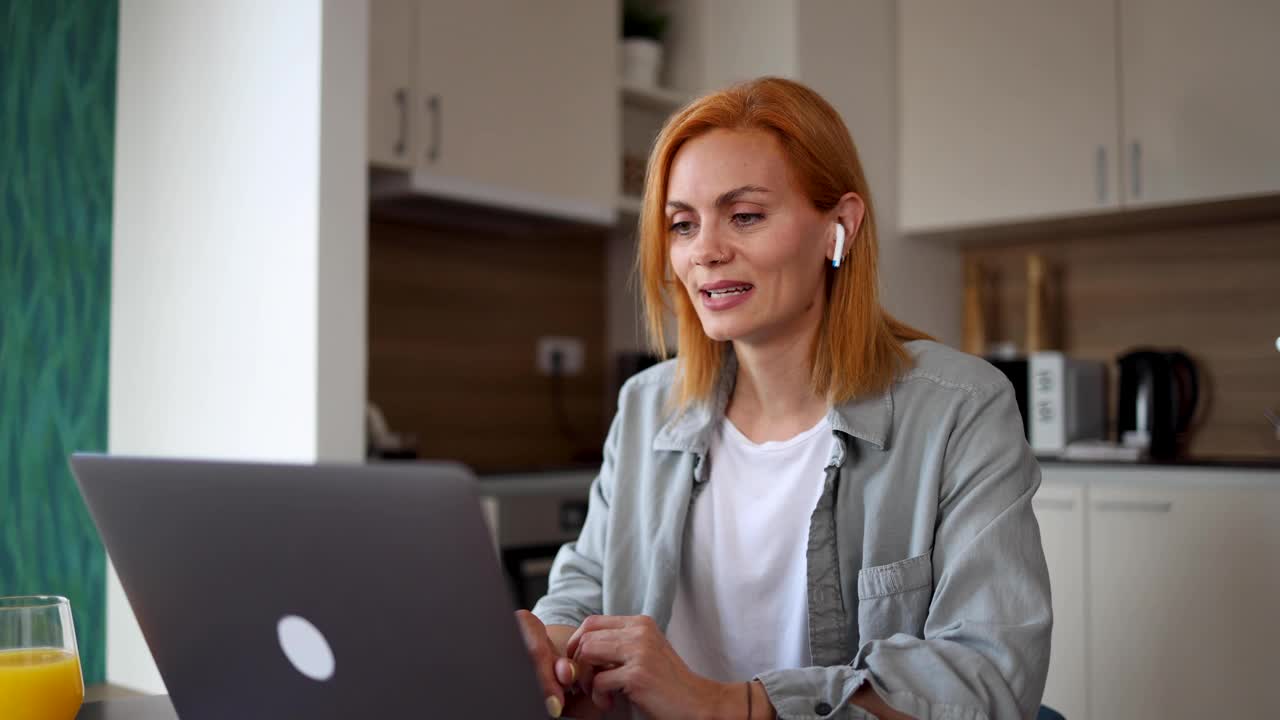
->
xmin=516 ymin=77 xmax=1051 ymax=720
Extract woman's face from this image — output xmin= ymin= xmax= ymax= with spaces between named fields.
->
xmin=666 ymin=128 xmax=833 ymax=347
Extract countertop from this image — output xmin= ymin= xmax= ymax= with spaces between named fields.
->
xmin=77 ymin=696 xmax=176 ymax=720
xmin=1039 ymin=456 xmax=1280 ymax=471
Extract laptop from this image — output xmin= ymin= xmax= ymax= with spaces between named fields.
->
xmin=70 ymin=455 xmax=547 ymax=718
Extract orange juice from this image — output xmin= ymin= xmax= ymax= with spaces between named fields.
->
xmin=0 ymin=648 xmax=84 ymax=720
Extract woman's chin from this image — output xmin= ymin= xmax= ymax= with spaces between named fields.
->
xmin=697 ymin=320 xmax=748 ymax=344
xmin=696 ymin=324 xmax=732 ymax=342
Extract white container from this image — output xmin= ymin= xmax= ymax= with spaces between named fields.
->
xmin=620 ymin=37 xmax=663 ymax=88
xmin=1029 ymin=351 xmax=1106 ymax=456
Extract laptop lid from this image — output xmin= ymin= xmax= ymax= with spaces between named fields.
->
xmin=70 ymin=455 xmax=545 ymax=719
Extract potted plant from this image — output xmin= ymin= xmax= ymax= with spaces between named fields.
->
xmin=621 ymin=1 xmax=668 ymax=89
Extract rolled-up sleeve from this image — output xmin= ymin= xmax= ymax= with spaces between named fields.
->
xmin=757 ymin=379 xmax=1053 ymax=720
xmin=530 ymin=412 xmax=619 ymax=627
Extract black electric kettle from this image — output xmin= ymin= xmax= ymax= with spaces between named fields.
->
xmin=1116 ymin=349 xmax=1200 ymax=460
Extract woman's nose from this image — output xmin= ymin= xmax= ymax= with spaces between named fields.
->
xmin=691 ymin=224 xmax=729 ymax=266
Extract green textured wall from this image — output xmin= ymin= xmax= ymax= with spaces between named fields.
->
xmin=1 ymin=0 xmax=117 ymax=684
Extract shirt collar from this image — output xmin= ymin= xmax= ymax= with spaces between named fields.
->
xmin=652 ymin=347 xmax=894 ymax=455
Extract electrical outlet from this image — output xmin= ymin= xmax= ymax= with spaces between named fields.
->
xmin=536 ymin=336 xmax=585 ymax=376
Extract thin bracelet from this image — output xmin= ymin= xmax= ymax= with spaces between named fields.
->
xmin=745 ymin=680 xmax=753 ymax=720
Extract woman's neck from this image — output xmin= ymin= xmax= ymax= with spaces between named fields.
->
xmin=726 ymin=320 xmax=828 ymax=443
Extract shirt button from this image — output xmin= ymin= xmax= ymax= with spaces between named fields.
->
xmin=814 ymin=701 xmax=833 ymax=715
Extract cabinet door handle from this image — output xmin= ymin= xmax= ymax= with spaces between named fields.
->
xmin=1033 ymin=498 xmax=1076 ymax=512
xmin=393 ymin=88 xmax=408 ymax=157
xmin=1093 ymin=499 xmax=1172 ymax=513
xmin=1095 ymin=145 xmax=1108 ymax=204
xmin=426 ymin=94 xmax=442 ymax=164
xmin=1130 ymin=140 xmax=1142 ymax=199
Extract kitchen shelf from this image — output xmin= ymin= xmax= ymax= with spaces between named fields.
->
xmin=620 ymin=81 xmax=690 ymax=113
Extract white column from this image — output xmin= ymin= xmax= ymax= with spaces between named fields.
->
xmin=107 ymin=0 xmax=367 ymax=692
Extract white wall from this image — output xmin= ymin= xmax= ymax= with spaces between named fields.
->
xmin=797 ymin=0 xmax=962 ymax=345
xmin=108 ymin=0 xmax=367 ymax=692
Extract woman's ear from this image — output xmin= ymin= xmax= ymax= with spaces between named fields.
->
xmin=827 ymin=192 xmax=866 ymax=262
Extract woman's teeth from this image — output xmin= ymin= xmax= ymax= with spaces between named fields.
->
xmin=706 ymin=286 xmax=752 ymax=297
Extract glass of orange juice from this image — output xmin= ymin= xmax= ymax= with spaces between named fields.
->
xmin=0 ymin=595 xmax=85 ymax=720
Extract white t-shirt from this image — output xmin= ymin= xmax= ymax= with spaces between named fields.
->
xmin=666 ymin=415 xmax=834 ymax=683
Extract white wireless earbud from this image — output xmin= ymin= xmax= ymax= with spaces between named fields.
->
xmin=832 ymin=223 xmax=846 ymax=268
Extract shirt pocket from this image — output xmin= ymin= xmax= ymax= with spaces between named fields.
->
xmin=856 ymin=552 xmax=933 ymax=642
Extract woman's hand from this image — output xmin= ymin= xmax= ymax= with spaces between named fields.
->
xmin=566 ymin=614 xmax=743 ymax=720
xmin=514 ymin=610 xmax=602 ymax=719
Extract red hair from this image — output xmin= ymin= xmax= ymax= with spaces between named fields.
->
xmin=638 ymin=77 xmax=932 ymax=409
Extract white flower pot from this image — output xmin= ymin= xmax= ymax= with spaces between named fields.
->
xmin=621 ymin=37 xmax=663 ymax=88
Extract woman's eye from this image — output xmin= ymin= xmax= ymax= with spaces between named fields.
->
xmin=732 ymin=213 xmax=764 ymax=227
xmin=669 ymin=220 xmax=695 ymax=235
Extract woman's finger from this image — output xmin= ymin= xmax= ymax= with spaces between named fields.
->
xmin=570 ymin=627 xmax=640 ymax=668
xmin=580 ymin=658 xmax=599 ymax=693
xmin=570 ymin=657 xmax=600 ymax=696
xmin=589 ymin=665 xmax=628 ymax=710
xmin=514 ymin=610 xmax=566 ymax=717
xmin=565 ymin=614 xmax=644 ymax=657
xmin=554 ymin=656 xmax=577 ymax=687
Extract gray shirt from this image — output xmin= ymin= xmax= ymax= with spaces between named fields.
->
xmin=532 ymin=340 xmax=1052 ymax=720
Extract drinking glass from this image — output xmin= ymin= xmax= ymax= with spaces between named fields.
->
xmin=0 ymin=595 xmax=85 ymax=720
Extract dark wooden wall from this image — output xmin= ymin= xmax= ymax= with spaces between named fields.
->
xmin=963 ymin=216 xmax=1280 ymax=459
xmin=367 ymin=218 xmax=609 ymax=473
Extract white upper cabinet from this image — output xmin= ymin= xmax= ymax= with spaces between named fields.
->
xmin=1120 ymin=0 xmax=1280 ymax=207
xmin=368 ymin=0 xmax=415 ymax=170
xmin=899 ymin=0 xmax=1280 ymax=232
xmin=410 ymin=0 xmax=617 ymax=221
xmin=898 ymin=0 xmax=1120 ymax=232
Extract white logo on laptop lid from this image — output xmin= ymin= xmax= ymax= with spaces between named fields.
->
xmin=277 ymin=614 xmax=335 ymax=682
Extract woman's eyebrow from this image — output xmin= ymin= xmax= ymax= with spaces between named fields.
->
xmin=715 ymin=185 xmax=771 ymax=207
xmin=666 ymin=185 xmax=772 ymax=213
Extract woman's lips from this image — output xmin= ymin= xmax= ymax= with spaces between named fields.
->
xmin=700 ymin=284 xmax=754 ymax=311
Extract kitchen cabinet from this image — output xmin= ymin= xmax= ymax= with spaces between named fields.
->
xmin=1119 ymin=0 xmax=1280 ymax=207
xmin=898 ymin=0 xmax=1120 ymax=232
xmin=1033 ymin=482 xmax=1089 ymax=720
xmin=899 ymin=0 xmax=1280 ymax=233
xmin=1084 ymin=473 xmax=1280 ymax=719
xmin=409 ymin=0 xmax=617 ymax=221
xmin=368 ymin=0 xmax=415 ymax=170
xmin=1038 ymin=466 xmax=1280 ymax=720
xmin=367 ymin=0 xmax=617 ymax=223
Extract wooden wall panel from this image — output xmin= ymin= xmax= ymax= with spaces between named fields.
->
xmin=368 ymin=219 xmax=609 ymax=473
xmin=964 ymin=217 xmax=1280 ymax=460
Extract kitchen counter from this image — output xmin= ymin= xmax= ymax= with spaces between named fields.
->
xmin=77 ymin=696 xmax=175 ymax=720
xmin=1040 ymin=460 xmax=1280 ymax=490
xmin=1039 ymin=456 xmax=1280 ymax=471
